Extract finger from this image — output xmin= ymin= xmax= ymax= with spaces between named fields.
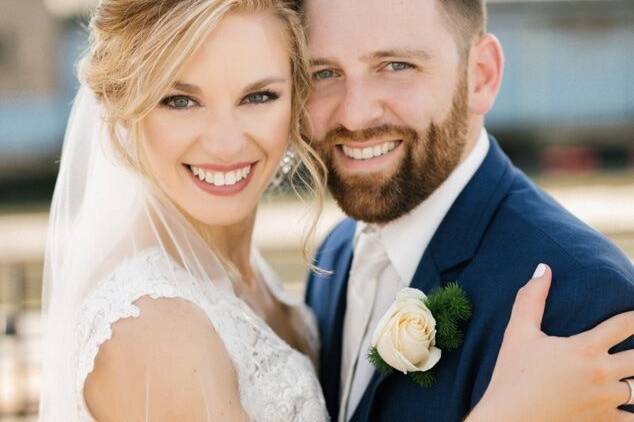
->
xmin=615 ymin=409 xmax=634 ymax=422
xmin=506 ymin=264 xmax=552 ymax=337
xmin=604 ymin=379 xmax=634 ymax=409
xmin=575 ymin=311 xmax=634 ymax=350
xmin=611 ymin=351 xmax=634 ymax=379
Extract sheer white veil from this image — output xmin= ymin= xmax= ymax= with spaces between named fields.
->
xmin=39 ymin=84 xmax=233 ymax=420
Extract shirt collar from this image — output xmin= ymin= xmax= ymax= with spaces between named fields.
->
xmin=355 ymin=127 xmax=490 ymax=285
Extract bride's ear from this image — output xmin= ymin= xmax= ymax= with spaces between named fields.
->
xmin=467 ymin=33 xmax=505 ymax=116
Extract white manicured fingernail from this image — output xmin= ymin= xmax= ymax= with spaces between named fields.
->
xmin=533 ymin=263 xmax=547 ymax=278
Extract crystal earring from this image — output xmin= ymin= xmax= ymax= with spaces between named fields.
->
xmin=269 ymin=148 xmax=298 ymax=189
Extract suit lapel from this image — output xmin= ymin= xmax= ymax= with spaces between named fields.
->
xmin=349 ymin=137 xmax=515 ymax=420
xmin=320 ymin=220 xmax=356 ymax=420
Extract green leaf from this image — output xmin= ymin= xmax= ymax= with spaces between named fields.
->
xmin=424 ymin=282 xmax=473 ymax=352
xmin=367 ymin=347 xmax=394 ymax=375
xmin=409 ymin=370 xmax=435 ymax=388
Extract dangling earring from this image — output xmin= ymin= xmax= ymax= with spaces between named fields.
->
xmin=269 ymin=147 xmax=298 ymax=189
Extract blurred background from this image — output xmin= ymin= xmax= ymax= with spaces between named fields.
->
xmin=0 ymin=0 xmax=633 ymax=419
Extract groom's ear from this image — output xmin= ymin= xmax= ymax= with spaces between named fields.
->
xmin=467 ymin=33 xmax=505 ymax=115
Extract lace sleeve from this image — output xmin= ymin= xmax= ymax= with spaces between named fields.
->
xmin=73 ymin=250 xmax=220 ymax=420
xmin=74 ymin=249 xmax=329 ymax=422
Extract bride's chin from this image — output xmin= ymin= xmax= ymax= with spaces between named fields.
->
xmin=184 ymin=201 xmax=258 ymax=228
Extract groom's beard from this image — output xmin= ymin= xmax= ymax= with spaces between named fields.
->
xmin=313 ymin=72 xmax=470 ymax=224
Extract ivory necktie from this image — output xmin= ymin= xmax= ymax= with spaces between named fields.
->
xmin=339 ymin=227 xmax=391 ymax=421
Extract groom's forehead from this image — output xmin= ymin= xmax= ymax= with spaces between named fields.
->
xmin=303 ymin=0 xmax=444 ymax=38
xmin=303 ymin=0 xmax=448 ymax=54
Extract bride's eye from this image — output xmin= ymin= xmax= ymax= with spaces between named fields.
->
xmin=240 ymin=91 xmax=280 ymax=105
xmin=161 ymin=95 xmax=199 ymax=110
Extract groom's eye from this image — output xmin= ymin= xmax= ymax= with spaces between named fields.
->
xmin=312 ymin=69 xmax=338 ymax=81
xmin=384 ymin=62 xmax=415 ymax=72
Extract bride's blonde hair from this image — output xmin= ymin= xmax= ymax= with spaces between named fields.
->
xmin=80 ymin=0 xmax=326 ymax=268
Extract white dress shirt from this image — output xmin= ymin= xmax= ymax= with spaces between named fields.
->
xmin=339 ymin=128 xmax=490 ymax=421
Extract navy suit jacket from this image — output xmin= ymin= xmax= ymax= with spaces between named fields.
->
xmin=305 ymin=137 xmax=634 ymax=421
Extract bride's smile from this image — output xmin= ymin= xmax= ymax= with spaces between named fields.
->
xmin=186 ymin=161 xmax=257 ymax=194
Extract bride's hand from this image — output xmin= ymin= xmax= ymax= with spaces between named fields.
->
xmin=467 ymin=264 xmax=634 ymax=422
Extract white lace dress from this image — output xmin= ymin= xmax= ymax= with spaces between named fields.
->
xmin=74 ymin=248 xmax=329 ymax=421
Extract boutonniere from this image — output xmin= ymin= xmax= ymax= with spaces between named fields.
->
xmin=368 ymin=283 xmax=472 ymax=387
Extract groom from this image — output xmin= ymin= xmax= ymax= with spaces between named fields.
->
xmin=301 ymin=0 xmax=634 ymax=420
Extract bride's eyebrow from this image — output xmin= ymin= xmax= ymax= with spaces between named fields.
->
xmin=242 ymin=77 xmax=287 ymax=93
xmin=172 ymin=81 xmax=202 ymax=95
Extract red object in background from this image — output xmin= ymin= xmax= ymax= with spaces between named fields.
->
xmin=541 ymin=145 xmax=599 ymax=174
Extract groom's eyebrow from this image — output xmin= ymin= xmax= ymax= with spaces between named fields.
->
xmin=362 ymin=49 xmax=432 ymax=62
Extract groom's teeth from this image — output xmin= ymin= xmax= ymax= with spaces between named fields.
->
xmin=342 ymin=141 xmax=398 ymax=160
xmin=189 ymin=164 xmax=251 ymax=187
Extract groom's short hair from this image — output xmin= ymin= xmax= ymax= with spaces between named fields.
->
xmin=296 ymin=0 xmax=487 ymax=50
xmin=441 ymin=0 xmax=487 ymax=49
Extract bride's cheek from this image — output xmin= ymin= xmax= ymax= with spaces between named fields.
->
xmin=242 ymin=116 xmax=291 ymax=187
xmin=143 ymin=113 xmax=199 ymax=187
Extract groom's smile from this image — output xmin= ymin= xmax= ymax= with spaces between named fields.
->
xmin=334 ymin=137 xmax=405 ymax=175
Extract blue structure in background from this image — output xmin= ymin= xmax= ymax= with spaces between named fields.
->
xmin=488 ymin=1 xmax=634 ymax=143
xmin=0 ymin=19 xmax=86 ymax=185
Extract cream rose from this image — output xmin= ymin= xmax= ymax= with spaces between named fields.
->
xmin=371 ymin=288 xmax=441 ymax=374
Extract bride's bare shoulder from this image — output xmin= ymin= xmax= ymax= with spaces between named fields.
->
xmin=84 ymin=296 xmax=249 ymax=422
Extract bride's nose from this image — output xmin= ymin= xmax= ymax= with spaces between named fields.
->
xmin=198 ymin=111 xmax=248 ymax=162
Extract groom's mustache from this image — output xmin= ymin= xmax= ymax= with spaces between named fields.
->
xmin=322 ymin=124 xmax=417 ymax=146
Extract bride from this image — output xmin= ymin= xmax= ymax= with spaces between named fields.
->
xmin=39 ymin=0 xmax=634 ymax=420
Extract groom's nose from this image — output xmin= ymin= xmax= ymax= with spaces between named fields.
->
xmin=335 ymin=78 xmax=384 ymax=133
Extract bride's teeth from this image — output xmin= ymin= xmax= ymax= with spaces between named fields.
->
xmin=191 ymin=164 xmax=252 ymax=187
xmin=225 ymin=171 xmax=236 ymax=185
xmin=214 ymin=172 xmax=225 ymax=186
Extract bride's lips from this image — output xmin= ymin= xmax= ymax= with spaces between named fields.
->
xmin=184 ymin=161 xmax=258 ymax=197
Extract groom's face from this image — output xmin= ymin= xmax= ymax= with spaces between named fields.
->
xmin=304 ymin=0 xmax=472 ymax=224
